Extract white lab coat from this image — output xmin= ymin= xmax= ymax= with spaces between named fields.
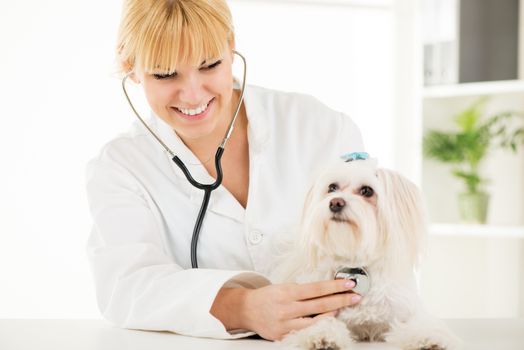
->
xmin=85 ymin=84 xmax=364 ymax=339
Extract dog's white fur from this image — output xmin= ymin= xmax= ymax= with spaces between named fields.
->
xmin=271 ymin=159 xmax=462 ymax=350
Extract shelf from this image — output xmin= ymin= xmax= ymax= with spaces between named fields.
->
xmin=423 ymin=80 xmax=524 ymax=99
xmin=429 ymin=223 xmax=524 ymax=238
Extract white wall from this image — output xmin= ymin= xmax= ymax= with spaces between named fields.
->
xmin=0 ymin=1 xmax=128 ymax=318
xmin=229 ymin=0 xmax=395 ymax=165
xmin=0 ymin=0 xmax=396 ymax=318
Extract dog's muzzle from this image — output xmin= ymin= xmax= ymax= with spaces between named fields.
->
xmin=334 ymin=266 xmax=371 ymax=296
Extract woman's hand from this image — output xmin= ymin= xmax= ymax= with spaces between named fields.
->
xmin=234 ymin=279 xmax=361 ymax=341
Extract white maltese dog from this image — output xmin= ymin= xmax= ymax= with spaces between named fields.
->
xmin=271 ymin=156 xmax=461 ymax=350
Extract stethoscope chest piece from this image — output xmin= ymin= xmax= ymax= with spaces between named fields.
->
xmin=334 ymin=266 xmax=371 ymax=296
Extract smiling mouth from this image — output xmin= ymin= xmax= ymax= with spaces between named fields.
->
xmin=173 ymin=98 xmax=214 ymax=117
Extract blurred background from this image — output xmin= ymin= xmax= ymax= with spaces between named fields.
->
xmin=0 ymin=0 xmax=522 ymax=320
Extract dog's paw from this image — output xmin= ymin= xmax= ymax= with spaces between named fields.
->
xmin=403 ymin=337 xmax=453 ymax=350
xmin=309 ymin=337 xmax=342 ymax=350
xmin=281 ymin=317 xmax=353 ymax=350
xmin=400 ymin=334 xmax=460 ymax=350
xmin=419 ymin=345 xmax=446 ymax=350
xmin=385 ymin=319 xmax=463 ymax=350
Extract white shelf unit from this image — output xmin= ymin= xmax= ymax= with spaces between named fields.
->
xmin=421 ymin=82 xmax=524 ymax=228
xmin=419 ymin=80 xmax=524 ymax=320
xmin=423 ymin=79 xmax=524 ymax=98
xmin=430 ymin=223 xmax=524 ymax=238
xmin=413 ymin=1 xmax=524 ymax=320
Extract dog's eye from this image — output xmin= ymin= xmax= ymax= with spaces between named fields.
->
xmin=360 ymin=186 xmax=374 ymax=197
xmin=328 ymin=183 xmax=339 ymax=193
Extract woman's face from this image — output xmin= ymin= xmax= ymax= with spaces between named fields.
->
xmin=138 ymin=45 xmax=235 ymax=143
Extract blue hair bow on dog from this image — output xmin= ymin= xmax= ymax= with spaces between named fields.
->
xmin=340 ymin=152 xmax=369 ymax=162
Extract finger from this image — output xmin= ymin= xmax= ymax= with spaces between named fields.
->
xmin=292 ymin=279 xmax=356 ymax=301
xmin=290 ymin=292 xmax=360 ymax=318
xmin=283 ymin=311 xmax=338 ymax=337
xmin=314 ymin=310 xmax=338 ymax=319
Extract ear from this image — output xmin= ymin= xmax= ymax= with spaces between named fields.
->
xmin=128 ymin=71 xmax=141 ymax=84
xmin=123 ymin=68 xmax=140 ymax=84
xmin=296 ymin=183 xmax=322 ymax=269
xmin=298 ymin=185 xmax=314 ymax=226
xmin=376 ymin=169 xmax=427 ymax=267
xmin=229 ymin=37 xmax=236 ymax=51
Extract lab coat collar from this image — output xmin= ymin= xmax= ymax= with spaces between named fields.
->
xmin=146 ymin=84 xmax=269 ymax=223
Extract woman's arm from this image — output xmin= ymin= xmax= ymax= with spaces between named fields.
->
xmin=86 ymin=158 xmax=269 ymax=339
xmin=210 ymin=279 xmax=361 ymax=341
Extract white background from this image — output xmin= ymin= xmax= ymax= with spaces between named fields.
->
xmin=12 ymin=0 xmax=522 ymax=318
xmin=3 ymin=0 xmax=522 ymax=322
xmin=0 ymin=0 xmax=397 ymax=318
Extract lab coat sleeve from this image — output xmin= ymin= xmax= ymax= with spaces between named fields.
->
xmin=338 ymin=113 xmax=365 ymax=154
xmin=85 ymin=157 xmax=270 ymax=339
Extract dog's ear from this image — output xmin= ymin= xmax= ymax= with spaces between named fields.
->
xmin=376 ymin=169 xmax=427 ymax=267
xmin=296 ymin=182 xmax=323 ymax=269
xmin=299 ymin=184 xmax=315 ymax=225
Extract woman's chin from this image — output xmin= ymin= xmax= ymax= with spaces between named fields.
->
xmin=173 ymin=117 xmax=222 ymax=143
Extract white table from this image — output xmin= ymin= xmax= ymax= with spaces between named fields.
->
xmin=0 ymin=319 xmax=522 ymax=349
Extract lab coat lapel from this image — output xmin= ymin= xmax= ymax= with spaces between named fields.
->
xmin=203 ymin=84 xmax=270 ymax=223
xmin=150 ymin=113 xmax=214 ymax=183
xmin=202 ymin=85 xmax=270 ymax=223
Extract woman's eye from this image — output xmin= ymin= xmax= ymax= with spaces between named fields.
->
xmin=153 ymin=72 xmax=177 ymax=80
xmin=152 ymin=60 xmax=221 ymax=80
xmin=328 ymin=183 xmax=339 ymax=193
xmin=201 ymin=60 xmax=222 ymax=70
xmin=360 ymin=186 xmax=374 ymax=197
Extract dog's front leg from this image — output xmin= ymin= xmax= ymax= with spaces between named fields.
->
xmin=281 ymin=316 xmax=354 ymax=350
xmin=384 ymin=315 xmax=463 ymax=350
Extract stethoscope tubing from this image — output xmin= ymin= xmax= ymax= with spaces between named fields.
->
xmin=122 ymin=51 xmax=247 ymax=268
xmin=171 ymin=147 xmax=224 ymax=268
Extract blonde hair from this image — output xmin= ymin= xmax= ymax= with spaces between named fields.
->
xmin=116 ymin=0 xmax=234 ymax=75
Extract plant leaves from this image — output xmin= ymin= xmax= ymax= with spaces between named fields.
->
xmin=422 ymin=97 xmax=524 ymax=194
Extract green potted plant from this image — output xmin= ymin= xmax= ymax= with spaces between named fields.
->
xmin=423 ymin=98 xmax=524 ymax=224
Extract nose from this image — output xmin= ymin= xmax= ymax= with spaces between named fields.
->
xmin=329 ymin=197 xmax=346 ymax=213
xmin=178 ymin=74 xmax=204 ymax=104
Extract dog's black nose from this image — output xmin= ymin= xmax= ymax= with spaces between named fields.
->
xmin=329 ymin=197 xmax=346 ymax=213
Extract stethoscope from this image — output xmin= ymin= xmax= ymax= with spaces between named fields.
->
xmin=121 ymin=51 xmax=247 ymax=269
xmin=334 ymin=266 xmax=371 ymax=296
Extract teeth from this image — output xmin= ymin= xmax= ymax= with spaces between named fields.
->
xmin=176 ymin=101 xmax=210 ymax=116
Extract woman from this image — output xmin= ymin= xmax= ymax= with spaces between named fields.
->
xmin=86 ymin=0 xmax=364 ymax=341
